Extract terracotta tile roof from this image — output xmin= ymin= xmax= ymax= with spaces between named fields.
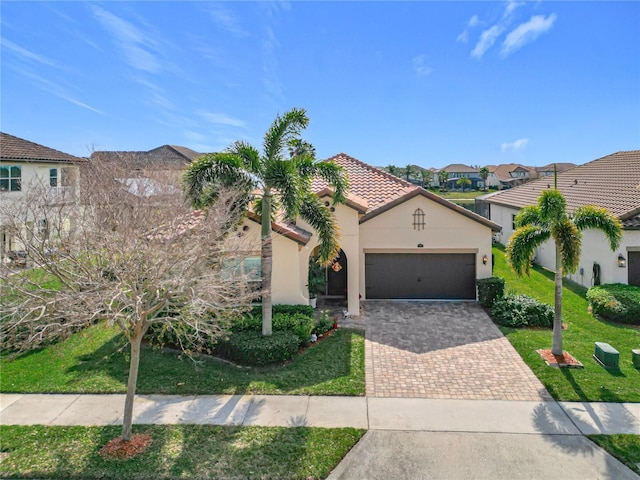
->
xmin=486 ymin=150 xmax=640 ymax=221
xmin=439 ymin=163 xmax=479 ymax=173
xmin=536 ymin=162 xmax=577 ymax=173
xmin=1 ymin=132 xmax=86 ymax=164
xmin=92 ymin=145 xmax=202 ymax=169
xmin=490 ymin=163 xmax=536 ymax=182
xmin=624 ymin=213 xmax=640 ymax=229
xmin=246 ymin=211 xmax=311 ymax=245
xmin=314 ymin=153 xmax=501 ymax=232
xmin=312 ymin=153 xmax=417 ymax=214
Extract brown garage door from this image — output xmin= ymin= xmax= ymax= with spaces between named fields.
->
xmin=629 ymin=251 xmax=640 ymax=287
xmin=365 ymin=253 xmax=476 ymax=300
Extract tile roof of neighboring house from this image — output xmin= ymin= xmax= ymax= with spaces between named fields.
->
xmin=313 ymin=153 xmax=501 ymax=232
xmin=1 ymin=132 xmax=86 ymax=164
xmin=92 ymin=145 xmax=202 ymax=168
xmin=486 ymin=150 xmax=640 ymax=223
xmin=439 ymin=163 xmax=478 ymax=173
xmin=490 ymin=163 xmax=536 ymax=182
xmin=247 ymin=211 xmax=312 ymax=245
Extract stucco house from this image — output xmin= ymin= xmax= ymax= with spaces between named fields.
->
xmin=484 ymin=150 xmax=640 ymax=288
xmin=0 ymin=132 xmax=86 ymax=259
xmin=486 ymin=163 xmax=536 ymax=189
xmin=435 ymin=164 xmax=482 ymax=190
xmin=237 ymin=154 xmax=501 ymax=315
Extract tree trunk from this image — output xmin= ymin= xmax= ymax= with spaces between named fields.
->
xmin=261 ymin=192 xmax=273 ymax=336
xmin=122 ymin=330 xmax=143 ymax=441
xmin=551 ymin=243 xmax=563 ymax=356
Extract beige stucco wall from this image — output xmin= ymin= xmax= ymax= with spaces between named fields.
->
xmin=359 ymin=195 xmax=494 ymax=299
xmin=490 ymin=202 xmax=640 ymax=287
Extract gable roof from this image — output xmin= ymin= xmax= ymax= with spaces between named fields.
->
xmin=313 ymin=153 xmax=501 ymax=232
xmin=486 ymin=150 xmax=640 ymax=225
xmin=92 ymin=145 xmax=202 ymax=169
xmin=490 ymin=163 xmax=536 ymax=182
xmin=246 ymin=211 xmax=312 ymax=245
xmin=536 ymin=162 xmax=577 ymax=173
xmin=1 ymin=132 xmax=86 ymax=164
xmin=439 ymin=163 xmax=478 ymax=173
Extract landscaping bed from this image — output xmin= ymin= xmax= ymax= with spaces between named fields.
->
xmin=0 ymin=424 xmax=365 ymax=479
xmin=492 ymin=245 xmax=640 ymax=402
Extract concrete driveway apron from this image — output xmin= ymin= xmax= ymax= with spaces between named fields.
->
xmin=363 ymin=301 xmax=552 ymax=400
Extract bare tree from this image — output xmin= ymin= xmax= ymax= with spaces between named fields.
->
xmin=1 ymin=156 xmax=258 ymax=442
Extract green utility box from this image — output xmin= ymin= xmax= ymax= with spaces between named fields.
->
xmin=593 ymin=342 xmax=619 ymax=369
xmin=632 ymin=349 xmax=640 ymax=369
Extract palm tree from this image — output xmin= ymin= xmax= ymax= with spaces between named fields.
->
xmin=386 ymin=165 xmax=399 ymax=177
xmin=420 ymin=169 xmax=433 ymax=189
xmin=405 ymin=164 xmax=415 ymax=182
xmin=183 ymin=108 xmax=349 ymax=336
xmin=456 ymin=176 xmax=472 ymax=191
xmin=506 ymin=186 xmax=622 ymax=356
xmin=479 ymin=167 xmax=489 ymax=190
xmin=437 ymin=170 xmax=449 ymax=191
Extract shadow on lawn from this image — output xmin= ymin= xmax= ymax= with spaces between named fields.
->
xmin=67 ymin=329 xmax=363 ymax=395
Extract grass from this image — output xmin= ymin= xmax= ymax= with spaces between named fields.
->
xmin=430 ymin=189 xmax=490 ymax=200
xmin=0 ymin=324 xmax=365 ymax=396
xmin=588 ymin=434 xmax=640 ymax=474
xmin=0 ymin=424 xmax=365 ymax=479
xmin=492 ymin=245 xmax=640 ymax=402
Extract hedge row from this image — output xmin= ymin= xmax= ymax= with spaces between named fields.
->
xmin=586 ymin=283 xmax=640 ymax=325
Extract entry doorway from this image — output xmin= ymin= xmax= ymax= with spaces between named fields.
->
xmin=327 ymin=249 xmax=348 ymax=298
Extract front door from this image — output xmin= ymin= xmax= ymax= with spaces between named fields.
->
xmin=327 ymin=250 xmax=347 ymax=297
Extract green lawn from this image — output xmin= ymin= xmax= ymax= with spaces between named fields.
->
xmin=589 ymin=434 xmax=640 ymax=474
xmin=493 ymin=245 xmax=640 ymax=402
xmin=0 ymin=424 xmax=365 ymax=479
xmin=0 ymin=325 xmax=365 ymax=396
xmin=430 ymin=189 xmax=489 ymax=200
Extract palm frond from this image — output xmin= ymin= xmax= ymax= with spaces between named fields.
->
xmin=228 ymin=141 xmax=261 ymax=174
xmin=265 ymin=160 xmax=303 ymax=221
xmin=263 ymin=108 xmax=309 ymax=163
xmin=313 ymin=162 xmax=350 ymax=205
xmin=299 ymin=193 xmax=340 ymax=265
xmin=573 ymin=205 xmax=623 ymax=251
xmin=252 ymin=195 xmax=281 ymax=219
xmin=506 ymin=224 xmax=551 ymax=276
xmin=552 ymin=220 xmax=581 ymax=274
xmin=514 ymin=205 xmax=542 ymax=228
xmin=539 ymin=189 xmax=567 ymax=223
xmin=288 ymin=139 xmax=316 ymax=159
xmin=182 ymin=153 xmax=253 ymax=208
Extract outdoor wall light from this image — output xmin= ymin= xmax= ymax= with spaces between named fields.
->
xmin=618 ymin=254 xmax=626 ymax=268
xmin=417 ymin=243 xmax=424 ymax=248
xmin=482 ymin=255 xmax=488 ymax=265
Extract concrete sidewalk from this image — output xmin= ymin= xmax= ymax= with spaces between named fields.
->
xmin=1 ymin=394 xmax=639 ymax=435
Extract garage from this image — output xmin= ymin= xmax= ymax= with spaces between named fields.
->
xmin=629 ymin=251 xmax=640 ymax=287
xmin=365 ymin=253 xmax=477 ymax=300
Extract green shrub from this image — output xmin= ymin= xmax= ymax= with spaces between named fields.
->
xmin=587 ymin=284 xmax=640 ymax=325
xmin=313 ymin=310 xmax=334 ymax=336
xmin=249 ymin=304 xmax=314 ymax=318
xmin=477 ymin=277 xmax=505 ymax=308
xmin=273 ymin=313 xmax=314 ymax=345
xmin=217 ymin=330 xmax=300 ymax=366
xmin=491 ymin=294 xmax=553 ymax=328
xmin=230 ymin=314 xmax=262 ymax=333
xmin=145 ymin=320 xmax=224 ymax=354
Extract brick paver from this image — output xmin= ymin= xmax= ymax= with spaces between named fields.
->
xmin=363 ymin=301 xmax=552 ymax=401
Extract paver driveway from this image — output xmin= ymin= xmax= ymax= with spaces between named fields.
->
xmin=364 ymin=301 xmax=552 ymax=401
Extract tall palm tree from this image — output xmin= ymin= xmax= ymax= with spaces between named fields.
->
xmin=506 ymin=187 xmax=622 ymax=356
xmin=478 ymin=167 xmax=489 ymax=190
xmin=405 ymin=164 xmax=415 ymax=182
xmin=420 ymin=169 xmax=433 ymax=189
xmin=437 ymin=170 xmax=449 ymax=190
xmin=183 ymin=108 xmax=349 ymax=336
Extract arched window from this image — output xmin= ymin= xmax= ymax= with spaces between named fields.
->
xmin=412 ymin=208 xmax=425 ymax=230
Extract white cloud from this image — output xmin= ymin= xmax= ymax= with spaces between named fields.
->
xmin=91 ymin=6 xmax=161 ymax=73
xmin=503 ymin=1 xmax=524 ymax=19
xmin=200 ymin=112 xmax=246 ymax=128
xmin=501 ymin=14 xmax=557 ymax=56
xmin=471 ymin=25 xmax=503 ymax=59
xmin=501 ymin=138 xmax=529 ymax=152
xmin=457 ymin=15 xmax=480 ymax=43
xmin=412 ymin=55 xmax=433 ymax=77
xmin=1 ymin=38 xmax=62 ymax=68
xmin=205 ymin=4 xmax=247 ymax=37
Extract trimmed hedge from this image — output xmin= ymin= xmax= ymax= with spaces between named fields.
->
xmin=313 ymin=315 xmax=334 ymax=336
xmin=477 ymin=277 xmax=505 ymax=308
xmin=587 ymin=283 xmax=640 ymax=325
xmin=231 ymin=312 xmax=314 ymax=346
xmin=249 ymin=304 xmax=314 ymax=318
xmin=217 ymin=330 xmax=300 ymax=366
xmin=491 ymin=294 xmax=554 ymax=328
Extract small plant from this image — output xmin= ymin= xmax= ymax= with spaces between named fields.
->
xmin=312 ymin=310 xmax=334 ymax=336
xmin=217 ymin=330 xmax=300 ymax=366
xmin=587 ymin=284 xmax=640 ymax=325
xmin=491 ymin=294 xmax=553 ymax=328
xmin=476 ymin=277 xmax=505 ymax=308
xmin=307 ymin=255 xmax=326 ymax=299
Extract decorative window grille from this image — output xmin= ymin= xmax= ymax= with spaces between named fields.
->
xmin=412 ymin=208 xmax=425 ymax=230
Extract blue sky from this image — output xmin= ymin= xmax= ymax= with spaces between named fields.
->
xmin=1 ymin=1 xmax=639 ymax=168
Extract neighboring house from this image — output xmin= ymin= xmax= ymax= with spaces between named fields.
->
xmin=238 ymin=154 xmax=501 ymax=315
xmin=435 ymin=164 xmax=482 ymax=189
xmin=535 ymin=162 xmax=577 ymax=177
xmin=91 ymin=144 xmax=202 ymax=178
xmin=484 ymin=150 xmax=640 ymax=288
xmin=486 ymin=164 xmax=537 ymax=189
xmin=0 ymin=132 xmax=86 ymax=259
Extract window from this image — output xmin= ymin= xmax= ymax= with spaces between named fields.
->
xmin=412 ymin=208 xmax=425 ymax=231
xmin=512 ymin=214 xmax=517 ymax=230
xmin=223 ymin=256 xmax=262 ymax=290
xmin=50 ymin=168 xmax=58 ymax=187
xmin=0 ymin=166 xmax=21 ymax=192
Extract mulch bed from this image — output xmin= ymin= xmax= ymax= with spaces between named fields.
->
xmin=537 ymin=349 xmax=584 ymax=368
xmin=99 ymin=433 xmax=152 ymax=460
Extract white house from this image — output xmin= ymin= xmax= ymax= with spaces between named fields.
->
xmin=0 ymin=132 xmax=86 ymax=259
xmin=238 ymin=154 xmax=501 ymax=315
xmin=485 ymin=150 xmax=640 ymax=288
